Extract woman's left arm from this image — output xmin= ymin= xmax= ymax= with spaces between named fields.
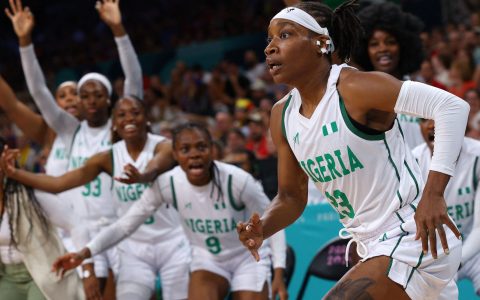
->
xmin=340 ymin=71 xmax=468 ymax=258
xmin=96 ymin=0 xmax=143 ymax=99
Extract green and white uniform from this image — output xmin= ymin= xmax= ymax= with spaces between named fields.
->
xmin=62 ymin=120 xmax=118 ymax=277
xmin=88 ymin=162 xmax=286 ymax=293
xmin=281 ymin=64 xmax=461 ymax=300
xmin=413 ymin=137 xmax=480 ymax=292
xmin=111 ymin=133 xmax=190 ymax=300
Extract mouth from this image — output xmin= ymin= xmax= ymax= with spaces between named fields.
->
xmin=267 ymin=59 xmax=282 ymax=75
xmin=65 ymin=106 xmax=78 ymax=115
xmin=377 ymin=54 xmax=393 ymax=66
xmin=188 ymin=162 xmax=205 ymax=176
xmin=427 ymin=131 xmax=434 ymax=142
xmin=86 ymin=107 xmax=97 ymax=114
xmin=124 ymin=124 xmax=138 ymax=133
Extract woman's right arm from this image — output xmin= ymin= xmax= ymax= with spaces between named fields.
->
xmin=258 ymin=101 xmax=309 ymax=238
xmin=6 ymin=1 xmax=79 ymax=142
xmin=2 ymin=148 xmax=110 ymax=194
xmin=52 ymin=181 xmax=165 ymax=276
xmin=238 ymin=99 xmax=308 ymax=255
xmin=0 ymin=76 xmax=51 ymax=145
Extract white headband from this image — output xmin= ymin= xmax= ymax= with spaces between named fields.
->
xmin=78 ymin=72 xmax=112 ymax=96
xmin=56 ymin=81 xmax=77 ymax=91
xmin=271 ymin=7 xmax=335 ymax=53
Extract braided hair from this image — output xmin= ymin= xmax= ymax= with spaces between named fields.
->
xmin=295 ymin=0 xmax=363 ymax=63
xmin=0 ymin=138 xmax=50 ymax=248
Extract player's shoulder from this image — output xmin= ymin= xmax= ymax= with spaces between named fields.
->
xmin=215 ymin=161 xmax=252 ymax=183
xmin=156 ymin=165 xmax=184 ymax=189
xmin=272 ymin=89 xmax=296 ymax=115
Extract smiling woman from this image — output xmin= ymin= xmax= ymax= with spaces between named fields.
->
xmin=1 ymin=97 xmax=191 ymax=300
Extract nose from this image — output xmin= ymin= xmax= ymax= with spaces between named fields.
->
xmin=264 ymin=40 xmax=278 ymax=57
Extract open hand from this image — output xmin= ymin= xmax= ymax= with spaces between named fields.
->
xmin=0 ymin=145 xmax=20 ymax=178
xmin=96 ymin=0 xmax=122 ymax=27
xmin=237 ymin=212 xmax=264 ymax=261
xmin=414 ymin=193 xmax=461 ymax=259
xmin=52 ymin=252 xmax=86 ymax=278
xmin=114 ymin=163 xmax=142 ymax=184
xmin=5 ymin=0 xmax=34 ymax=38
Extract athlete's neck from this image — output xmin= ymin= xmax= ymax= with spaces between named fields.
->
xmin=296 ymin=64 xmax=331 ymax=118
xmin=126 ymin=133 xmax=148 ymax=161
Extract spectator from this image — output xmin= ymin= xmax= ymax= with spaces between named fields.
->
xmin=245 ymin=111 xmax=273 ymax=160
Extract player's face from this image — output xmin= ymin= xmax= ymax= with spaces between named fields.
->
xmin=56 ymin=83 xmax=83 ymax=120
xmin=419 ymin=119 xmax=435 ymax=152
xmin=79 ymin=80 xmax=110 ymax=126
xmin=265 ymin=19 xmax=318 ymax=85
xmin=174 ymin=129 xmax=213 ymax=186
xmin=113 ymin=98 xmax=147 ymax=141
xmin=368 ymin=29 xmax=400 ymax=75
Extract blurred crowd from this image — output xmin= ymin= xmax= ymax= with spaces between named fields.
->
xmin=2 ymin=0 xmax=480 ymax=199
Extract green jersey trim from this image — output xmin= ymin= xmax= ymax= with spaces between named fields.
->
xmin=395 ymin=118 xmax=405 ymax=141
xmin=228 ymin=175 xmax=245 ymax=211
xmin=170 ymin=176 xmax=178 ymax=210
xmin=473 ymin=156 xmax=479 ymax=191
xmin=383 ymin=139 xmax=400 ymax=181
xmin=281 ymin=95 xmax=292 ymax=139
xmin=68 ymin=124 xmax=82 ymax=159
xmin=404 ymin=160 xmax=419 ymax=201
xmin=339 ymin=96 xmax=385 ymax=141
xmin=110 ymin=149 xmax=114 ymax=190
xmin=405 ymin=251 xmax=424 ymax=289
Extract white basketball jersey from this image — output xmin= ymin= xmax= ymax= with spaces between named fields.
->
xmin=66 ymin=120 xmax=115 ymax=220
xmin=45 ymin=136 xmax=69 ymax=176
xmin=282 ymin=64 xmax=424 ymax=235
xmin=112 ymin=133 xmax=183 ymax=243
xmin=412 ymin=137 xmax=480 ymax=239
xmin=157 ymin=162 xmax=270 ymax=261
xmin=397 ymin=114 xmax=424 ymax=149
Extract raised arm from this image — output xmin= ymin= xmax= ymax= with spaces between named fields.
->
xmin=51 ymin=182 xmax=164 ymax=277
xmin=96 ymin=0 xmax=143 ymax=99
xmin=2 ymin=147 xmax=112 ymax=194
xmin=5 ymin=0 xmax=79 ymax=142
xmin=0 ymin=75 xmax=51 ymax=145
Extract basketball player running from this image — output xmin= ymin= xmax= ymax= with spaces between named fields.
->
xmin=238 ymin=1 xmax=467 ymax=299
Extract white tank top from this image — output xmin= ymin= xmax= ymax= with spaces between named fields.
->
xmin=112 ymin=133 xmax=183 ymax=243
xmin=66 ymin=119 xmax=115 ymax=221
xmin=413 ymin=137 xmax=480 ymax=239
xmin=282 ymin=64 xmax=424 ymax=236
xmin=161 ymin=162 xmax=270 ymax=261
xmin=45 ymin=136 xmax=69 ymax=176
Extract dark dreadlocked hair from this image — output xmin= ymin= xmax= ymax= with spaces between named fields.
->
xmin=352 ymin=2 xmax=425 ymax=76
xmin=111 ymin=95 xmax=150 ymax=144
xmin=295 ymin=0 xmax=363 ymax=63
xmin=0 ymin=138 xmax=51 ymax=249
xmin=172 ymin=122 xmax=224 ymax=202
